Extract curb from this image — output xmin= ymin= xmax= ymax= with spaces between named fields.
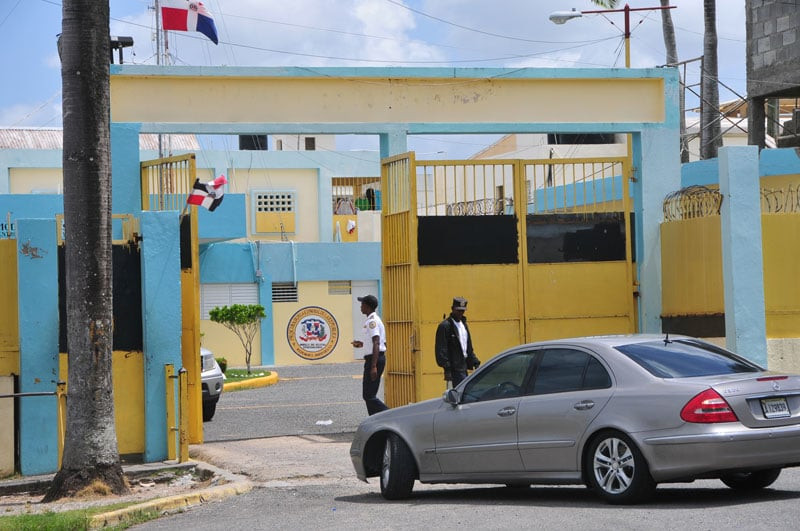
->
xmin=223 ymin=371 xmax=278 ymax=391
xmin=89 ymin=463 xmax=254 ymax=529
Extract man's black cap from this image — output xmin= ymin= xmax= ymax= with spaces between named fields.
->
xmin=358 ymin=294 xmax=379 ymax=309
xmin=452 ymin=297 xmax=468 ymax=310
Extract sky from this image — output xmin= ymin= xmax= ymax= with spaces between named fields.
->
xmin=0 ymin=0 xmax=748 ymax=158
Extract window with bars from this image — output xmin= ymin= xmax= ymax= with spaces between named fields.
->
xmin=200 ymin=283 xmax=260 ymax=319
xmin=252 ymin=191 xmax=296 ymax=235
xmin=272 ymin=282 xmax=299 ymax=302
xmin=255 ymin=192 xmax=295 ymax=213
xmin=331 ymin=177 xmax=381 ymax=213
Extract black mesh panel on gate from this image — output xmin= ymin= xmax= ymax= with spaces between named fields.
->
xmin=58 ymin=245 xmax=143 ymax=352
xmin=417 ymin=215 xmax=518 ymax=265
xmin=527 ymin=212 xmax=635 ymax=263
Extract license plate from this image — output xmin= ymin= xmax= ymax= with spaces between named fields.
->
xmin=761 ymin=397 xmax=791 ymax=419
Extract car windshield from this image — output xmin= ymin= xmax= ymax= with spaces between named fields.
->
xmin=614 ymin=339 xmax=763 ymax=378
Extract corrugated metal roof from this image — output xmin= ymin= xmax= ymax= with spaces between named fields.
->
xmin=0 ymin=127 xmax=200 ymax=151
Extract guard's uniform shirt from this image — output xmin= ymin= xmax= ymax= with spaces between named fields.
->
xmin=362 ymin=311 xmax=387 ymax=356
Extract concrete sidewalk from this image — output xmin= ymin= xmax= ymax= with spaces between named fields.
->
xmin=0 ymin=459 xmax=255 ymax=528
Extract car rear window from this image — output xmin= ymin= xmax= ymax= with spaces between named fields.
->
xmin=614 ymin=339 xmax=762 ymax=378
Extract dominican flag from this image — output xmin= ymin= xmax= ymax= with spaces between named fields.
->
xmin=187 ymin=175 xmax=227 ymax=211
xmin=161 ymin=1 xmax=219 ymax=45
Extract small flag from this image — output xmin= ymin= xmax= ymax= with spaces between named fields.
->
xmin=187 ymin=175 xmax=227 ymax=211
xmin=161 ymin=1 xmax=219 ymax=45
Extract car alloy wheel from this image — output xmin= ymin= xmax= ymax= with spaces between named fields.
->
xmin=588 ymin=431 xmax=655 ymax=504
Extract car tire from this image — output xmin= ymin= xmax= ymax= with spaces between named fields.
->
xmin=202 ymin=401 xmax=217 ymax=422
xmin=379 ymin=433 xmax=416 ymax=500
xmin=586 ymin=431 xmax=656 ymax=504
xmin=720 ymin=468 xmax=781 ymax=490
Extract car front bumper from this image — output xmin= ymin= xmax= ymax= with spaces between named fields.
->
xmin=202 ymin=370 xmax=224 ymax=403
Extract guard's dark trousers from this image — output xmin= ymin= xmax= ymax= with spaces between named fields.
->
xmin=362 ymin=353 xmax=389 ymax=415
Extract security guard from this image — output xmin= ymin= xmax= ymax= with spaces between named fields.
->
xmin=351 ymin=294 xmax=389 ymax=415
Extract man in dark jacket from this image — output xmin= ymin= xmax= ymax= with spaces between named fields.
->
xmin=435 ymin=297 xmax=480 ymax=387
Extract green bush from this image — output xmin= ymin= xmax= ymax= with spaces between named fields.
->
xmin=216 ymin=357 xmax=227 ymax=373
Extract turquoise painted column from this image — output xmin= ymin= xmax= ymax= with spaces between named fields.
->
xmin=111 ymin=123 xmax=142 ymax=215
xmin=379 ymin=129 xmax=408 ymax=159
xmin=259 ymin=269 xmax=274 ymax=366
xmin=17 ymin=218 xmax=59 ymax=475
xmin=140 ymin=211 xmax=182 ymax=461
xmin=633 ymin=127 xmax=681 ymax=333
xmin=719 ymin=146 xmax=767 ymax=365
xmin=318 ymin=168 xmax=333 ymax=243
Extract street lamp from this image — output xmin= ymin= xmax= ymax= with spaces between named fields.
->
xmin=549 ymin=4 xmax=675 ymax=68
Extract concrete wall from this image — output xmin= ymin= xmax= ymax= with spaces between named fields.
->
xmin=747 ymin=0 xmax=800 ymax=98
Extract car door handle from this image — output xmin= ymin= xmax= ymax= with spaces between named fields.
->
xmin=497 ymin=406 xmax=517 ymax=417
xmin=573 ymin=400 xmax=595 ymax=411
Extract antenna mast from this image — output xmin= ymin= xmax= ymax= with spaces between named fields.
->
xmin=153 ymin=0 xmax=170 ymax=158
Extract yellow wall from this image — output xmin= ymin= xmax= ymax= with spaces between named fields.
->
xmin=200 ymin=281 xmax=359 ymax=368
xmin=199 ymin=320 xmax=260 ymax=368
xmin=10 ymin=168 xmax=63 ymax=194
xmin=274 ymin=281 xmax=357 ymax=366
xmin=231 ymin=168 xmax=319 ymax=241
xmin=660 ymin=216 xmax=724 ymax=317
xmin=660 ymin=210 xmax=800 ymax=338
xmin=332 ymin=214 xmax=359 ymax=242
xmin=763 ymin=213 xmax=800 ymax=337
xmin=111 ymin=75 xmax=665 ymax=125
xmin=59 ymin=351 xmax=144 ymax=455
xmin=0 ymin=240 xmax=19 ymax=376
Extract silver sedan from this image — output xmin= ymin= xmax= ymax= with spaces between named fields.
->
xmin=350 ymin=334 xmax=800 ymax=504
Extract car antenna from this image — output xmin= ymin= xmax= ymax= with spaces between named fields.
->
xmin=664 ymin=330 xmax=671 ymax=345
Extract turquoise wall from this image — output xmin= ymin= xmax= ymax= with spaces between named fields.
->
xmin=16 ymin=218 xmax=59 ymax=475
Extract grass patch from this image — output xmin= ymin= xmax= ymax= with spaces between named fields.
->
xmin=0 ymin=501 xmax=158 ymax=531
xmin=224 ymin=369 xmax=271 ymax=383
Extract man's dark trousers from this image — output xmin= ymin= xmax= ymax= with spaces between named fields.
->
xmin=362 ymin=353 xmax=389 ymax=415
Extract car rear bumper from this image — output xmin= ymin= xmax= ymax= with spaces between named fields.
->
xmin=641 ymin=423 xmax=800 ymax=481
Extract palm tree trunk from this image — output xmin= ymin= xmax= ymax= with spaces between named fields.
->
xmin=700 ymin=0 xmax=722 ymax=160
xmin=44 ymin=0 xmax=127 ymax=502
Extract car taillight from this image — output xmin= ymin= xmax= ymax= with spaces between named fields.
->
xmin=680 ymin=388 xmax=738 ymax=423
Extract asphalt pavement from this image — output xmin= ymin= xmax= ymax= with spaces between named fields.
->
xmin=203 ymin=361 xmax=372 ymax=442
xmin=126 ymin=362 xmax=800 ymax=530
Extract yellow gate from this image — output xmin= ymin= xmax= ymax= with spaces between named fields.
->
xmin=381 ymin=153 xmax=418 ymax=406
xmin=382 ymin=154 xmax=636 ymax=403
xmin=522 ymin=157 xmax=636 ymax=340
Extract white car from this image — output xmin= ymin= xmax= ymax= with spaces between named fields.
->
xmin=201 ymin=347 xmax=224 ymax=421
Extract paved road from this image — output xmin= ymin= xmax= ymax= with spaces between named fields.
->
xmin=203 ymin=361 xmax=373 ymax=442
xmin=137 ymin=462 xmax=800 ymax=530
xmin=134 ymin=363 xmax=800 ymax=530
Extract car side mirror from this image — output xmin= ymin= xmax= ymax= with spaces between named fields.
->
xmin=443 ymin=388 xmax=460 ymax=405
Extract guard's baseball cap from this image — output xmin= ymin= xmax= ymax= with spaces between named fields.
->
xmin=357 ymin=294 xmax=379 ymax=309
